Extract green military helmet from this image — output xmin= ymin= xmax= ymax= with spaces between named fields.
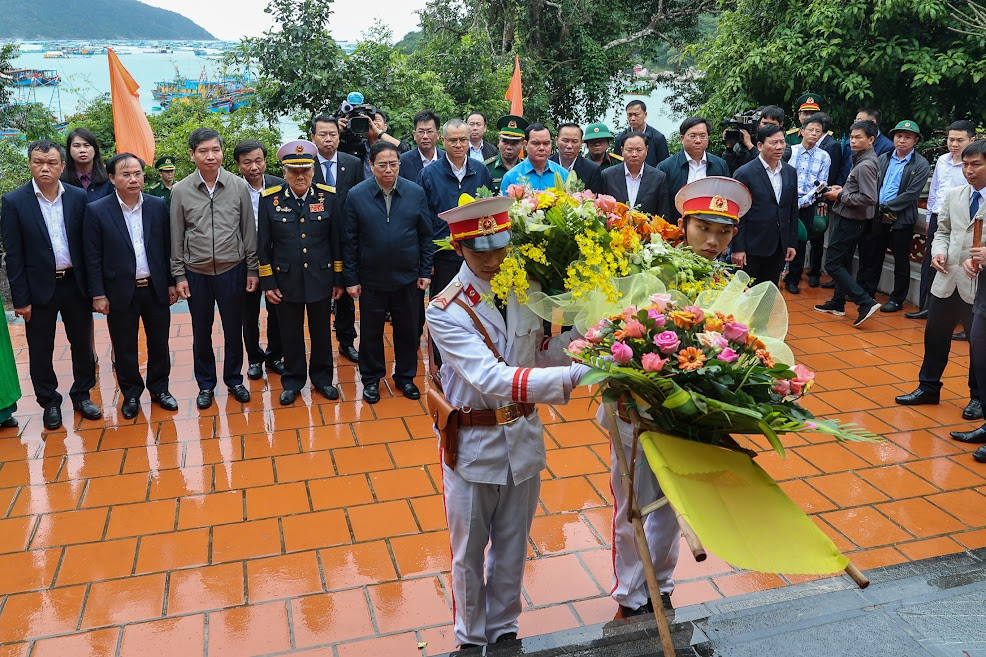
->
xmin=154 ymin=156 xmax=176 ymax=171
xmin=888 ymin=120 xmax=922 ymax=140
xmin=496 ymin=115 xmax=528 ymax=140
xmin=583 ymin=122 xmax=614 ymax=141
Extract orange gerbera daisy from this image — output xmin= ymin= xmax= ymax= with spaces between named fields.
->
xmin=704 ymin=316 xmax=724 ymax=332
xmin=677 ymin=346 xmax=707 ymax=371
xmin=755 ymin=348 xmax=774 ymax=367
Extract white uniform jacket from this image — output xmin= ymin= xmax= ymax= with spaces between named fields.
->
xmin=426 ymin=261 xmax=579 ymax=486
xmin=932 ymin=184 xmax=986 ymax=305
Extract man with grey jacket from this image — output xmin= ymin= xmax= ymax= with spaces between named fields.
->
xmin=171 ymin=128 xmax=259 ymax=409
xmin=814 ymin=120 xmax=882 ymax=328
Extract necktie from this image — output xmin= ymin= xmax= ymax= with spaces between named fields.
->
xmin=323 ymin=161 xmax=335 ymax=186
xmin=972 ymin=191 xmax=982 ymax=218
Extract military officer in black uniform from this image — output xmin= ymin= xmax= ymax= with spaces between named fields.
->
xmin=258 ymin=140 xmax=344 ymax=405
xmin=583 ymin=122 xmax=624 ymax=171
xmin=485 ymin=115 xmax=528 ymax=194
xmin=145 ymin=156 xmax=176 ymax=211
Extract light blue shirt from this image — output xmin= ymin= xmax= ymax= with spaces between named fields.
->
xmin=879 ymin=149 xmax=914 ymax=204
xmin=499 ymin=159 xmax=569 ymax=194
xmin=469 ymin=144 xmax=485 ymax=162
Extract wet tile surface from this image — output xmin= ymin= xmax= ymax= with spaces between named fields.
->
xmin=1 ymin=285 xmax=984 ymax=655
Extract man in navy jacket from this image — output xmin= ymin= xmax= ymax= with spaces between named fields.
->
xmin=399 ymin=110 xmax=445 ymax=182
xmin=658 ymin=117 xmax=730 ymax=221
xmin=84 ymin=153 xmax=179 ymax=419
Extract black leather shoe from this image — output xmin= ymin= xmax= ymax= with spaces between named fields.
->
xmin=279 ymin=389 xmax=299 ymax=406
xmin=894 ymin=388 xmax=940 ymax=406
xmin=905 ymin=308 xmax=929 ymax=319
xmin=196 ymin=389 xmax=215 ymax=409
xmin=975 ymin=445 xmax=986 ymax=463
xmin=808 ymin=275 xmax=820 ymax=288
xmin=121 ymin=398 xmax=140 ymax=419
xmin=247 ymin=362 xmax=264 ymax=380
xmin=785 ymin=281 xmax=800 ymax=294
xmin=880 ymin=300 xmax=903 ymax=313
xmin=151 ymin=392 xmax=179 ymax=411
xmin=820 ymin=280 xmax=835 ymax=289
xmin=953 ymin=331 xmax=968 ymax=341
xmin=495 ymin=632 xmax=518 ymax=643
xmin=228 ymin=384 xmax=251 ymax=403
xmin=43 ymin=405 xmax=62 ymax=430
xmin=949 ymin=426 xmax=986 ymax=443
xmin=362 ymin=383 xmax=380 ymax=404
xmin=340 ymin=345 xmax=359 ymax=363
xmin=1 ymin=417 xmax=18 ymax=429
xmin=73 ymin=399 xmax=102 ymax=420
xmin=400 ymin=382 xmax=420 ymax=400
xmin=266 ymin=358 xmax=285 ymax=375
xmin=317 ymin=385 xmax=340 ymax=400
xmin=963 ymin=399 xmax=983 ymax=421
xmin=617 ymin=601 xmax=652 ymax=619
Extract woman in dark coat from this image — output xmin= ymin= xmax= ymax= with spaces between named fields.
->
xmin=61 ymin=127 xmax=114 ymax=202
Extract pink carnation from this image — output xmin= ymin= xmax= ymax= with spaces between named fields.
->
xmin=773 ymin=379 xmax=792 ymax=396
xmin=594 ymin=194 xmax=618 ymax=212
xmin=722 ymin=321 xmax=749 ymax=344
xmin=621 ymin=305 xmax=639 ymax=322
xmin=623 ymin=318 xmax=647 ymax=339
xmin=654 ymin=330 xmax=681 ymax=354
xmin=611 ymin=341 xmax=634 ymax=364
xmin=718 ymin=347 xmax=740 ymax=363
xmin=506 ymin=184 xmax=528 ymax=200
xmin=568 ymin=339 xmax=589 ymax=354
xmin=714 ymin=336 xmax=729 ymax=349
xmin=641 ymin=353 xmax=668 ymax=372
xmin=647 ymin=309 xmax=667 ymax=326
xmin=649 ymin=293 xmax=672 ymax=312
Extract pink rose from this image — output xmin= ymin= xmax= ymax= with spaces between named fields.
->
xmin=506 ymin=184 xmax=528 ymax=200
xmin=593 ymin=318 xmax=611 ymax=332
xmin=773 ymin=379 xmax=792 ymax=396
xmin=641 ymin=352 xmax=668 ymax=372
xmin=621 ymin=305 xmax=639 ymax=322
xmin=696 ymin=331 xmax=723 ymax=349
xmin=647 ymin=309 xmax=667 ymax=326
xmin=790 ymin=363 xmax=815 ymax=396
xmin=584 ymin=328 xmax=602 ymax=344
xmin=718 ymin=347 xmax=739 ymax=363
xmin=654 ymin=330 xmax=680 ymax=354
xmin=624 ymin=318 xmax=647 ymax=339
xmin=682 ymin=305 xmax=705 ymax=323
xmin=568 ymin=339 xmax=589 ymax=354
xmin=722 ymin=321 xmax=749 ymax=344
xmin=649 ymin=293 xmax=672 ymax=312
xmin=714 ymin=336 xmax=729 ymax=349
xmin=594 ymin=194 xmax=617 ymax=212
xmin=611 ymin=341 xmax=634 ymax=364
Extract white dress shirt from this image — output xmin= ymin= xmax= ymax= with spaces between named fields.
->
xmin=32 ymin=179 xmax=72 ymax=270
xmin=317 ymin=153 xmax=337 ymax=187
xmin=927 ymin=152 xmax=967 ymax=215
xmin=197 ymin=168 xmax=220 ymax=197
xmin=760 ymin=155 xmax=783 ymax=203
xmin=247 ymin=180 xmax=265 ymax=227
xmin=421 ymin=149 xmax=440 ymax=168
xmin=624 ymin=164 xmax=644 ymax=208
xmin=117 ymin=193 xmax=151 ymax=278
xmin=685 ymin=153 xmax=708 ymax=184
xmin=448 ymin=155 xmax=467 ymax=182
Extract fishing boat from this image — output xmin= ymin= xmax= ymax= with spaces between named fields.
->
xmin=4 ymin=69 xmax=61 ymax=87
xmin=152 ymin=68 xmax=256 ymax=111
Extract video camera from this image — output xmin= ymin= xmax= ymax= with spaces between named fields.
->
xmin=721 ymin=109 xmax=763 ymax=148
xmin=334 ymin=91 xmax=377 ymax=136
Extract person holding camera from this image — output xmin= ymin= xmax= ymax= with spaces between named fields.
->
xmin=334 ymin=94 xmax=410 ymax=177
xmin=783 ymin=114 xmax=831 ymax=293
xmin=722 ymin=105 xmax=784 ymax=175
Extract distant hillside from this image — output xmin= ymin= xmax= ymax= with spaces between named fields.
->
xmin=0 ymin=0 xmax=215 ymax=40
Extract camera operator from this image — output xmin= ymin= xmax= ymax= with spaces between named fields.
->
xmin=722 ymin=105 xmax=785 ymax=174
xmin=334 ymin=94 xmax=410 ymax=176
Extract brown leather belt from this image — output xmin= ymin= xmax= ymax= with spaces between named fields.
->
xmin=54 ymin=268 xmax=72 ymax=279
xmin=458 ymin=402 xmax=537 ymax=427
xmin=135 ymin=278 xmax=150 ymax=288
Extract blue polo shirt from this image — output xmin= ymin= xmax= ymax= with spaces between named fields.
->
xmin=499 ymin=159 xmax=569 ymax=194
xmin=879 ymin=149 xmax=914 ymax=204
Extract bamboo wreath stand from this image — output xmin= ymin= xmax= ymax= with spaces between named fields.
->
xmin=603 ymin=400 xmax=870 ymax=656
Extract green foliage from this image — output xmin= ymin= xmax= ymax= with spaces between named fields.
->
xmin=0 ymin=103 xmax=59 ymax=141
xmin=0 ymin=43 xmax=17 ymax=106
xmin=0 ymin=139 xmax=29 ymax=196
xmin=65 ymin=94 xmax=116 ymax=154
xmin=0 ymin=0 xmax=213 ymax=39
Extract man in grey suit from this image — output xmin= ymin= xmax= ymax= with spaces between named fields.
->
xmin=600 ymin=131 xmax=670 ymax=218
xmin=312 ymin=115 xmax=366 ymax=364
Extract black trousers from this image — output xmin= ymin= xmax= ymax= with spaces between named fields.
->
xmin=826 ymin=214 xmax=874 ymax=307
xmin=857 ymin=223 xmax=913 ymax=304
xmin=359 ymin=283 xmax=419 ymax=386
xmin=971 ymin=312 xmax=986 ymax=416
xmin=276 ymin=297 xmax=334 ymax=391
xmin=787 ymin=207 xmax=824 ymax=283
xmin=919 ymin=290 xmax=977 ymax=398
xmin=185 ymin=262 xmax=246 ymax=390
xmin=918 ymin=213 xmax=938 ymax=310
xmin=25 ymin=271 xmax=95 ymax=408
xmin=107 ymin=285 xmax=171 ymax=399
xmin=334 ymin=294 xmax=357 ymax=347
xmin=743 ymin=243 xmax=786 ymax=287
xmin=428 ymin=254 xmax=464 ymax=369
xmin=243 ymin=288 xmax=282 ymax=364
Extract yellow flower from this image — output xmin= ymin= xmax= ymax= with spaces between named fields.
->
xmin=704 ymin=316 xmax=724 ymax=332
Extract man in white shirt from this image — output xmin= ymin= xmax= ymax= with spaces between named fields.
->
xmin=784 ymin=114 xmax=832 ymax=293
xmin=399 ymin=110 xmax=445 ymax=182
xmin=909 ymin=119 xmax=977 ymax=319
xmin=465 ymin=111 xmax=497 ymax=162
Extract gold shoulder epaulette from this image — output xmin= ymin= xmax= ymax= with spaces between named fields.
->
xmin=609 ymin=153 xmax=623 ymax=161
xmin=261 ymin=185 xmax=282 ymax=197
xmin=484 ymin=156 xmax=498 ymax=166
xmin=430 ymin=279 xmax=463 ymax=310
xmin=315 ymin=183 xmax=336 ymax=193
xmin=785 ymin=127 xmax=799 ymax=134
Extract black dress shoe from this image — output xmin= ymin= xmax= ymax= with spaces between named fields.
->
xmin=880 ymin=300 xmax=903 ymax=313
xmin=43 ymin=405 xmax=62 ymax=430
xmin=785 ymin=281 xmax=800 ymax=294
xmin=266 ymin=358 xmax=285 ymax=375
xmin=949 ymin=426 xmax=986 ymax=443
xmin=362 ymin=383 xmax=380 ymax=404
xmin=820 ymin=280 xmax=835 ymax=289
xmin=73 ymin=399 xmax=103 ymax=420
xmin=953 ymin=331 xmax=968 ymax=341
xmin=317 ymin=385 xmax=340 ymax=400
xmin=247 ymin=362 xmax=264 ymax=380
xmin=400 ymin=382 xmax=420 ymax=400
xmin=894 ymin=388 xmax=940 ymax=406
xmin=0 ymin=417 xmax=18 ymax=429
xmin=963 ymin=399 xmax=983 ymax=421
xmin=808 ymin=275 xmax=820 ymax=288
xmin=905 ymin=308 xmax=929 ymax=320
xmin=495 ymin=632 xmax=518 ymax=643
xmin=975 ymin=445 xmax=986 ymax=463
xmin=196 ymin=389 xmax=215 ymax=409
xmin=121 ymin=398 xmax=140 ymax=419
xmin=228 ymin=384 xmax=251 ymax=403
xmin=279 ymin=389 xmax=300 ymax=405
xmin=340 ymin=345 xmax=359 ymax=363
xmin=151 ymin=392 xmax=179 ymax=411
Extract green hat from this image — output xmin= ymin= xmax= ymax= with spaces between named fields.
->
xmin=155 ymin=156 xmax=176 ymax=171
xmin=496 ymin=115 xmax=528 ymax=140
xmin=584 ymin=122 xmax=614 ymax=141
xmin=795 ymin=92 xmax=823 ymax=113
xmin=888 ymin=120 xmax=922 ymax=139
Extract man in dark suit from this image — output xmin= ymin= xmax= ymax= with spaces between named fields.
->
xmin=614 ymin=100 xmax=670 ymax=167
xmin=259 ymin=140 xmax=344 ymax=406
xmin=600 ymin=132 xmax=670 ymax=218
xmin=234 ymin=139 xmax=286 ymax=380
xmin=0 ymin=139 xmax=101 ymax=429
xmin=399 ymin=110 xmax=445 ymax=182
xmin=312 ymin=115 xmax=366 ymax=364
xmin=84 ymin=153 xmax=179 ymax=419
xmin=658 ymin=117 xmax=731 ymax=221
xmin=732 ymin=125 xmax=800 ymax=286
xmin=466 ymin=111 xmax=498 ymax=162
xmin=549 ymin=123 xmax=603 ymax=192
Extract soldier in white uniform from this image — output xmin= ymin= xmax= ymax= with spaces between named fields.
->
xmin=426 ymin=196 xmax=588 ymax=649
xmin=598 ymin=177 xmax=751 ymax=619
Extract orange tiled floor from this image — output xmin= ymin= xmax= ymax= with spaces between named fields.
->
xmin=2 ymin=285 xmax=986 ymax=657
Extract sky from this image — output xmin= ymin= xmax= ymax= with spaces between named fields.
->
xmin=140 ymin=0 xmax=429 ymax=41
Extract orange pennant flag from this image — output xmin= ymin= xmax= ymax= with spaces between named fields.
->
xmin=505 ymin=54 xmax=523 ymax=116
xmin=107 ymin=49 xmax=155 ymax=164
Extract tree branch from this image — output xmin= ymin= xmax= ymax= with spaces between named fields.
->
xmin=945 ymin=0 xmax=986 ymax=35
xmin=602 ymin=0 xmax=720 ymax=50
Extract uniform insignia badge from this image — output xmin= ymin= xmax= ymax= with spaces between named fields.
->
xmin=806 ymin=96 xmax=814 ymax=104
xmin=479 ymin=216 xmax=497 ymax=235
xmin=273 ymin=198 xmax=279 ymax=206
xmin=464 ymin=284 xmax=481 ymax=306
xmin=295 ymin=144 xmax=305 ymax=154
xmin=309 ymin=203 xmax=324 ymax=213
xmin=508 ymin=120 xmax=517 ymax=128
xmin=592 ymin=127 xmax=599 ymax=133
xmin=709 ymin=195 xmax=728 ymax=212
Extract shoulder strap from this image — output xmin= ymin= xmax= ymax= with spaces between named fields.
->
xmin=451 ymin=297 xmax=504 ymax=362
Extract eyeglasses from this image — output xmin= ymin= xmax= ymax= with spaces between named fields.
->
xmin=683 ymin=133 xmax=709 ymax=141
xmin=623 ymin=147 xmax=646 ymax=155
xmin=443 ymin=137 xmax=469 ymax=144
xmin=374 ymin=161 xmax=400 ymax=170
xmin=414 ymin=129 xmax=437 ymax=136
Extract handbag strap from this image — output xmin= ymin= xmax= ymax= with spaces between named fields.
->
xmin=452 ymin=297 xmax=505 ymax=362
